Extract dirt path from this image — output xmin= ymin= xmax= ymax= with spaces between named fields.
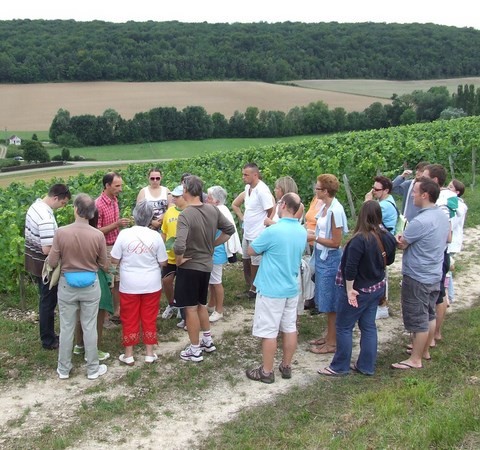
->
xmin=1 ymin=227 xmax=479 ymax=449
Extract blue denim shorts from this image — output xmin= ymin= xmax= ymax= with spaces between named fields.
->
xmin=314 ymin=249 xmax=342 ymax=313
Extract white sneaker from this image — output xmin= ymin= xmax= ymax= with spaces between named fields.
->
xmin=209 ymin=311 xmax=224 ymax=322
xmin=176 ymin=319 xmax=185 ymax=328
xmin=162 ymin=304 xmax=177 ymax=319
xmin=57 ymin=368 xmax=69 ymax=379
xmin=180 ymin=345 xmax=203 ymax=362
xmin=88 ymin=364 xmax=108 ymax=380
xmin=376 ymin=306 xmax=389 ymax=320
xmin=200 ymin=339 xmax=217 ymax=353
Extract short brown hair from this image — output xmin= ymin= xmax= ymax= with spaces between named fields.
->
xmin=317 ymin=174 xmax=339 ymax=197
xmin=417 ymin=177 xmax=440 ymax=203
xmin=451 ymin=179 xmax=465 ymax=197
xmin=374 ymin=175 xmax=393 ymax=193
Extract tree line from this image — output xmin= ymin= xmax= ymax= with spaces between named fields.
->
xmin=43 ymin=84 xmax=480 ymax=150
xmin=1 ymin=20 xmax=480 ymax=83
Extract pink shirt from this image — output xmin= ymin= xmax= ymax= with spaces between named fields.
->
xmin=96 ymin=192 xmax=119 ymax=245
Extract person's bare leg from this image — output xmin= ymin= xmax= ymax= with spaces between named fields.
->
xmin=162 ymin=273 xmax=175 ymax=306
xmin=242 ymin=258 xmax=251 ymax=288
xmin=212 ymin=284 xmax=224 ymax=314
xmin=397 ymin=331 xmax=427 ymax=368
xmin=262 ymin=337 xmax=277 ymax=373
xmin=123 ymin=345 xmax=133 ymax=358
xmin=112 ymin=283 xmax=120 ymax=317
xmin=185 ymin=306 xmax=200 ymax=345
xmin=250 ymin=264 xmax=259 ymax=292
xmin=145 ymin=344 xmax=155 ymax=357
xmin=281 ymin=331 xmax=297 ymax=367
xmin=325 ymin=312 xmax=337 ymax=347
xmin=198 ymin=304 xmax=211 ymax=332
xmin=433 ymin=300 xmax=447 ymax=343
xmin=423 ymin=320 xmax=436 ymax=360
xmin=207 ymin=285 xmax=216 ymax=310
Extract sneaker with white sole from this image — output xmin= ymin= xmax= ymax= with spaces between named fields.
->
xmin=88 ymin=364 xmax=108 ymax=380
xmin=73 ymin=345 xmax=85 ymax=355
xmin=180 ymin=345 xmax=203 ymax=362
xmin=162 ymin=304 xmax=177 ymax=319
xmin=56 ymin=368 xmax=69 ymax=379
xmin=176 ymin=319 xmax=185 ymax=329
xmin=209 ymin=311 xmax=223 ymax=322
xmin=85 ymin=350 xmax=110 ymax=362
xmin=375 ymin=306 xmax=389 ymax=320
xmin=200 ymin=339 xmax=216 ymax=353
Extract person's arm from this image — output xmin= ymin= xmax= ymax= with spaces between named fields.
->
xmin=214 ymin=232 xmax=231 ymax=247
xmin=346 ymin=279 xmax=359 ymax=308
xmin=247 ymin=244 xmax=259 ymax=256
xmin=98 ymin=218 xmax=130 ymax=235
xmin=136 ymin=188 xmax=146 ymax=203
xmin=174 ymin=215 xmax=190 ymax=266
xmin=232 ymin=192 xmax=245 ymax=222
xmin=98 ymin=240 xmax=109 ymax=272
xmin=46 ymin=234 xmax=60 ymax=267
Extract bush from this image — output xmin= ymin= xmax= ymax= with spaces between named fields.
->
xmin=56 ymin=133 xmax=82 ymax=148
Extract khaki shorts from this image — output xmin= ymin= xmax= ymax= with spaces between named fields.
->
xmin=252 ymin=293 xmax=298 ymax=339
xmin=242 ymin=237 xmax=262 ymax=266
xmin=106 ymin=245 xmax=120 ymax=283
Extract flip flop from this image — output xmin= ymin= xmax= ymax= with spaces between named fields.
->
xmin=308 ymin=337 xmax=326 ymax=346
xmin=309 ymin=344 xmax=336 ymax=354
xmin=391 ymin=362 xmax=423 ymax=370
xmin=317 ymin=366 xmax=346 ymax=377
xmin=405 ymin=349 xmax=432 ymax=360
xmin=350 ymin=363 xmax=361 ymax=373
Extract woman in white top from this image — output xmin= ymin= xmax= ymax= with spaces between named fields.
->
xmin=137 ymin=168 xmax=172 ymax=230
xmin=111 ymin=201 xmax=168 ymax=365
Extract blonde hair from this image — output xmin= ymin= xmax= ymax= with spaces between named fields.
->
xmin=275 ymin=176 xmax=298 ymax=196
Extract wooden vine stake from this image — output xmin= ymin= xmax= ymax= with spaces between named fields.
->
xmin=342 ymin=173 xmax=356 ymax=221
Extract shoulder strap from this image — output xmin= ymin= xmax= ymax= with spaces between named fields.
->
xmin=373 ymin=231 xmax=387 ymax=268
xmin=386 ymin=200 xmax=400 ymax=217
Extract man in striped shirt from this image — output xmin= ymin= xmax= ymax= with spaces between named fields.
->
xmin=25 ymin=184 xmax=71 ymax=350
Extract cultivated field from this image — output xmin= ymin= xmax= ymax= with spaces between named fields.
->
xmin=1 ymin=81 xmax=391 ymax=131
xmin=291 ymin=77 xmax=480 ymax=98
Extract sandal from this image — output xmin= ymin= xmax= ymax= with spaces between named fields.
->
xmin=145 ymin=354 xmax=158 ymax=364
xmin=317 ymin=366 xmax=346 ymax=377
xmin=119 ymin=354 xmax=135 ymax=366
xmin=308 ymin=337 xmax=326 ymax=346
xmin=309 ymin=343 xmax=336 ymax=354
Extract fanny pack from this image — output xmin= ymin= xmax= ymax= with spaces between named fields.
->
xmin=64 ymin=271 xmax=96 ymax=288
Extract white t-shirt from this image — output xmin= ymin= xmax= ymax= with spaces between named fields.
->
xmin=142 ymin=186 xmax=169 ymax=219
xmin=243 ymin=180 xmax=274 ymax=240
xmin=448 ymin=198 xmax=467 ymax=253
xmin=111 ymin=226 xmax=167 ymax=294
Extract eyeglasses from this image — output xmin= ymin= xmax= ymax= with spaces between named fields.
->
xmin=150 ymin=177 xmax=161 ymax=181
xmin=372 ymin=187 xmax=384 ymax=192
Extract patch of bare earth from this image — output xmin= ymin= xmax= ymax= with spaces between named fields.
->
xmin=1 ymin=81 xmax=389 ymax=131
xmin=1 ymin=226 xmax=479 ymax=449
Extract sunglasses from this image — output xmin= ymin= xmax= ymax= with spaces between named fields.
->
xmin=372 ymin=187 xmax=384 ymax=192
xmin=150 ymin=177 xmax=161 ymax=181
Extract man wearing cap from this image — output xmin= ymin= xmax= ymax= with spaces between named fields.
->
xmin=160 ymin=185 xmax=187 ymax=325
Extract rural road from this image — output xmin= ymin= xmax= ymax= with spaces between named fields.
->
xmin=0 ymin=159 xmax=171 ymax=177
xmin=0 ymin=145 xmax=6 ymax=159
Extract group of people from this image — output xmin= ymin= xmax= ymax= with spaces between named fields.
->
xmin=24 ymin=160 xmax=467 ymax=381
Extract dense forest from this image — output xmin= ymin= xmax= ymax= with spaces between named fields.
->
xmin=1 ymin=20 xmax=480 ymax=83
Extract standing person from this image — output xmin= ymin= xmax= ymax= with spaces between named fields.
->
xmin=307 ymin=174 xmax=348 ymax=354
xmin=24 ymin=183 xmax=71 ymax=350
xmin=245 ymin=193 xmax=307 ymax=383
xmin=392 ymin=177 xmax=449 ymax=370
xmin=422 ymin=164 xmax=455 ymax=346
xmin=95 ymin=172 xmax=131 ymax=324
xmin=445 ymin=179 xmax=468 ymax=304
xmin=364 ymin=175 xmax=397 ymax=320
xmin=318 ymin=201 xmax=396 ymax=376
xmin=160 ymin=185 xmax=186 ymax=326
xmin=206 ymin=185 xmax=242 ymax=323
xmin=264 ymin=176 xmax=304 ymax=226
xmin=111 ymin=201 xmax=168 ymax=365
xmin=136 ymin=168 xmax=172 ymax=230
xmin=174 ymin=176 xmax=235 ymax=362
xmin=47 ymin=194 xmax=109 ymax=380
xmin=232 ymin=163 xmax=274 ymax=298
xmin=392 ymin=161 xmax=429 ymax=222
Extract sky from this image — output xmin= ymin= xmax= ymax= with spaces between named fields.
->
xmin=1 ymin=0 xmax=479 ymax=30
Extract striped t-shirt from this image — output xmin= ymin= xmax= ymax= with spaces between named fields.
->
xmin=24 ymin=199 xmax=58 ymax=277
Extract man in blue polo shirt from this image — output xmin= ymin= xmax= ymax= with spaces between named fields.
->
xmin=245 ymin=193 xmax=307 ymax=383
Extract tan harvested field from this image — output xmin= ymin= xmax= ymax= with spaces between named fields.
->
xmin=292 ymin=77 xmax=480 ymax=98
xmin=1 ymin=81 xmax=390 ymax=131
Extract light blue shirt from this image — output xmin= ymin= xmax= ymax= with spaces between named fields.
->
xmin=379 ymin=195 xmax=398 ymax=235
xmin=251 ymin=218 xmax=307 ymax=298
xmin=213 ymin=230 xmax=228 ymax=265
xmin=402 ymin=206 xmax=450 ymax=284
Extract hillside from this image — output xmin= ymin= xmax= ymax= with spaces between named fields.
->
xmin=1 ymin=21 xmax=480 ymax=83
